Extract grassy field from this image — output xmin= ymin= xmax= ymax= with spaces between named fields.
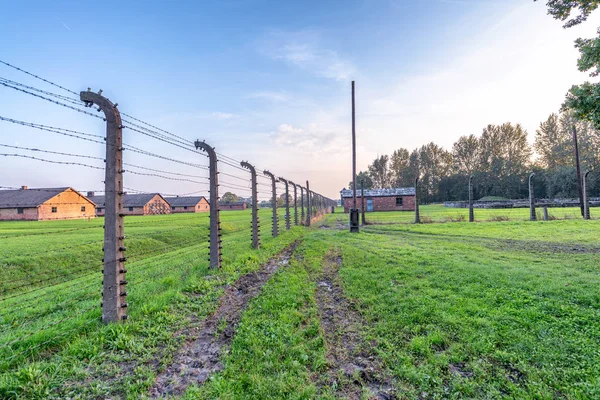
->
xmin=362 ymin=204 xmax=590 ymax=224
xmin=1 ymin=206 xmax=600 ymax=398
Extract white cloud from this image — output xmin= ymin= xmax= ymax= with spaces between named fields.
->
xmin=258 ymin=30 xmax=356 ymax=81
xmin=272 ymin=122 xmax=350 ymax=156
xmin=246 ymin=91 xmax=290 ymax=103
xmin=358 ymin=2 xmax=600 ymax=154
xmin=210 ymin=112 xmax=237 ymax=120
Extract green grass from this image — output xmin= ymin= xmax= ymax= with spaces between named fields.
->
xmin=317 ymin=212 xmax=600 ymax=398
xmin=363 ymin=204 xmax=590 ymax=224
xmin=2 ymin=206 xmax=600 ymax=398
xmin=0 ymin=209 xmax=301 ymax=398
xmin=189 ymin=238 xmax=331 ymax=399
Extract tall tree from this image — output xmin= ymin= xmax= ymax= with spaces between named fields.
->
xmin=348 ymin=171 xmax=373 ymax=190
xmin=479 ymin=123 xmax=532 ymax=198
xmin=539 ymin=1 xmax=600 ymax=127
xmin=534 ymin=113 xmax=572 ymax=169
xmin=452 ymin=135 xmax=480 ymax=175
xmin=221 ymin=192 xmax=238 ymax=202
xmin=368 ymin=155 xmax=392 ymax=188
xmin=389 ymin=148 xmax=413 ymax=187
xmin=415 ymin=142 xmax=453 ymax=203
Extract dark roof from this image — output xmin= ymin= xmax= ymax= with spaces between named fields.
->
xmin=164 ymin=196 xmax=207 ymax=207
xmin=0 ymin=187 xmax=93 ymax=209
xmin=218 ymin=201 xmax=246 ymax=206
xmin=88 ymin=193 xmax=164 ymax=207
xmin=340 ymin=188 xmax=416 ymax=198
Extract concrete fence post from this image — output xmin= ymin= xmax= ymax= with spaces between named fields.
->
xmin=543 ymin=206 xmax=549 ymax=221
xmin=468 ymin=175 xmax=474 ymax=223
xmin=300 ymin=186 xmax=305 ymax=225
xmin=414 ymin=176 xmax=420 ymax=224
xmin=290 ymin=182 xmax=299 ymax=225
xmin=264 ymin=170 xmax=278 ymax=237
xmin=195 ymin=140 xmax=222 ymax=268
xmin=81 ymin=89 xmax=127 ymax=324
xmin=583 ymin=170 xmax=591 ymax=220
xmin=361 ymin=181 xmax=366 ymax=225
xmin=279 ymin=177 xmax=291 ymax=230
xmin=241 ymin=161 xmax=260 ymax=249
xmin=529 ymin=172 xmax=536 ymax=221
xmin=306 ymin=181 xmax=311 ymax=226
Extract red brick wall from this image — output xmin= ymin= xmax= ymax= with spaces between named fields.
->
xmin=170 ymin=198 xmax=210 ymax=213
xmin=0 ymin=207 xmax=39 ymax=221
xmin=143 ymin=195 xmax=171 ymax=215
xmin=343 ymin=195 xmax=415 ymax=213
xmin=221 ymin=204 xmax=247 ymax=211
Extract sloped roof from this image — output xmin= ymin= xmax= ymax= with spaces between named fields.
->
xmin=88 ymin=193 xmax=165 ymax=207
xmin=164 ymin=196 xmax=207 ymax=207
xmin=0 ymin=187 xmax=94 ymax=209
xmin=340 ymin=188 xmax=416 ymax=198
xmin=218 ymin=201 xmax=246 ymax=206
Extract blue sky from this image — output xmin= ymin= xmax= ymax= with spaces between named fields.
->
xmin=1 ymin=0 xmax=598 ymax=198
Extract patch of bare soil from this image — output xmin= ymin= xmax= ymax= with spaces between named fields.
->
xmin=150 ymin=241 xmax=299 ymax=397
xmin=314 ymin=251 xmax=396 ymax=399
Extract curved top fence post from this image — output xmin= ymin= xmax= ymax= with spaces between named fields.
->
xmin=195 ymin=140 xmax=222 ymax=268
xmin=81 ymin=89 xmax=126 ymax=324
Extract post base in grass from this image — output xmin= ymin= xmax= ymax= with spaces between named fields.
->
xmin=350 ymin=208 xmax=360 ymax=233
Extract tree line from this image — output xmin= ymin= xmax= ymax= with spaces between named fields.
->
xmin=350 ymin=111 xmax=600 ymax=203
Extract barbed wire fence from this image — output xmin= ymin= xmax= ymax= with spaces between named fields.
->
xmin=0 ymin=60 xmax=336 ymax=372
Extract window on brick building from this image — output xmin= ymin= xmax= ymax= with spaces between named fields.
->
xmin=129 ymin=207 xmax=134 ymax=211
xmin=51 ymin=207 xmax=57 ymax=213
xmin=184 ymin=206 xmax=188 ymax=210
xmin=17 ymin=208 xmax=23 ymax=214
xmin=396 ymin=197 xmax=403 ymax=206
xmin=81 ymin=206 xmax=86 ymax=212
xmin=171 ymin=206 xmax=176 ymax=210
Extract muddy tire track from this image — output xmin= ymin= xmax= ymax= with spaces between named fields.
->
xmin=314 ymin=250 xmax=396 ymax=399
xmin=150 ymin=241 xmax=299 ymax=397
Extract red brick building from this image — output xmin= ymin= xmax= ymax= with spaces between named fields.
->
xmin=340 ymin=188 xmax=416 ymax=213
xmin=0 ymin=187 xmax=96 ymax=221
xmin=165 ymin=196 xmax=209 ymax=213
xmin=218 ymin=201 xmax=248 ymax=211
xmin=88 ymin=193 xmax=171 ymax=216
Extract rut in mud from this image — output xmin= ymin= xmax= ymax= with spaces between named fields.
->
xmin=314 ymin=250 xmax=396 ymax=399
xmin=150 ymin=241 xmax=299 ymax=397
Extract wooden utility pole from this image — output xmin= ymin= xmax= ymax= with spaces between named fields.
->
xmin=350 ymin=81 xmax=359 ymax=232
xmin=573 ymin=125 xmax=584 ymax=217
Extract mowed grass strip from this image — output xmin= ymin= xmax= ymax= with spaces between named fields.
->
xmin=189 ymin=237 xmax=330 ymax=399
xmin=324 ymin=213 xmax=600 ymax=398
xmin=0 ymin=209 xmax=302 ymax=399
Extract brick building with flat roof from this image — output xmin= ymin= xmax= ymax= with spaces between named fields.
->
xmin=340 ymin=188 xmax=416 ymax=213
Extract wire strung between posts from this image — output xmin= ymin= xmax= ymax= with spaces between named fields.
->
xmin=0 ymin=81 xmax=104 ymax=120
xmin=121 ymin=118 xmax=197 ymax=150
xmin=0 ymin=116 xmax=208 ymax=171
xmin=0 ymin=60 xmax=260 ymax=178
xmin=123 ymin=124 xmax=208 ymax=157
xmin=0 ymin=77 xmax=82 ymax=106
xmin=0 ymin=153 xmax=103 ymax=170
xmin=0 ymin=59 xmax=79 ymax=96
xmin=0 ymin=143 xmax=104 ymax=161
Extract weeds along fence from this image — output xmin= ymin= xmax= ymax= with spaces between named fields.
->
xmin=0 ymin=60 xmax=336 ymax=371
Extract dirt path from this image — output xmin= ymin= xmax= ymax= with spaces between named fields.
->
xmin=314 ymin=250 xmax=396 ymax=399
xmin=150 ymin=241 xmax=299 ymax=397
